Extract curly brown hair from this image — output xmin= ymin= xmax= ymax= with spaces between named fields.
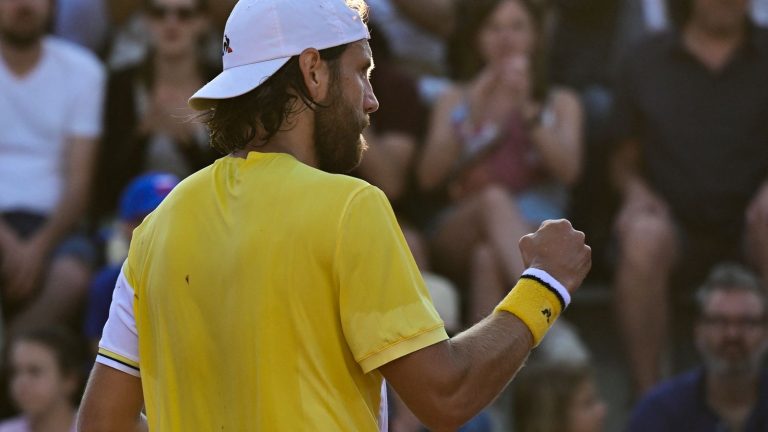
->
xmin=203 ymin=0 xmax=369 ymax=154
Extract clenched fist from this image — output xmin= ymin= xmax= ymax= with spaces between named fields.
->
xmin=519 ymin=219 xmax=591 ymax=293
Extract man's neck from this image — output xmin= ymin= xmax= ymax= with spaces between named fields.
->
xmin=232 ymin=107 xmax=318 ymax=168
xmin=0 ymin=37 xmax=43 ymax=77
xmin=683 ymin=20 xmax=745 ymax=71
xmin=706 ymin=370 xmax=759 ymax=428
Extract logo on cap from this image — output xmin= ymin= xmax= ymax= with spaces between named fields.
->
xmin=223 ymin=35 xmax=233 ymax=55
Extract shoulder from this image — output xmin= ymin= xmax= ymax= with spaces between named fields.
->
xmin=0 ymin=417 xmax=28 ymax=432
xmin=44 ymin=37 xmax=104 ymax=79
xmin=618 ymin=31 xmax=675 ymax=72
xmin=631 ymin=370 xmax=701 ymax=419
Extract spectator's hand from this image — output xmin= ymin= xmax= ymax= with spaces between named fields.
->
xmin=519 ymin=219 xmax=591 ymax=293
xmin=747 ymin=181 xmax=768 ymax=227
xmin=615 ymin=178 xmax=669 ymax=235
xmin=468 ymin=55 xmax=532 ymax=124
xmin=5 ymin=236 xmax=49 ymax=303
xmin=0 ymin=231 xmax=23 ymax=290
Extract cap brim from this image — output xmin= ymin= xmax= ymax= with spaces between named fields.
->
xmin=188 ymin=57 xmax=292 ymax=110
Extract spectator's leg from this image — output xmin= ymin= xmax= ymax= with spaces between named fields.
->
xmin=467 ymin=243 xmax=506 ymax=324
xmin=614 ymin=211 xmax=679 ymax=397
xmin=7 ymin=255 xmax=90 ymax=337
xmin=432 ymin=185 xmax=530 ymax=285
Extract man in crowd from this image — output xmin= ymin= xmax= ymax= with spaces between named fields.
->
xmin=612 ymin=0 xmax=768 ymax=395
xmin=0 ymin=0 xmax=104 ymax=335
xmin=77 ymin=0 xmax=591 ymax=430
xmin=628 ymin=264 xmax=768 ymax=431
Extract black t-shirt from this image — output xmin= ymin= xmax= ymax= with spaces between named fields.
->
xmin=614 ymin=25 xmax=768 ymax=231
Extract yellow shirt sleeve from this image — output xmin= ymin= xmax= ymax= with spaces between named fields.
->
xmin=336 ymin=186 xmax=449 ymax=374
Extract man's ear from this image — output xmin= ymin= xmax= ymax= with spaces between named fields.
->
xmin=298 ymin=48 xmax=330 ymax=102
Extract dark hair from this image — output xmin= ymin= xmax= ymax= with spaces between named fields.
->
xmin=513 ymin=362 xmax=594 ymax=432
xmin=204 ymin=45 xmax=347 ymax=154
xmin=448 ymin=0 xmax=548 ymax=100
xmin=695 ymin=263 xmax=768 ymax=317
xmin=13 ymin=327 xmax=85 ymax=377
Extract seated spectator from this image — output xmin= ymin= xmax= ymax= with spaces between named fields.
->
xmin=513 ymin=362 xmax=607 ymax=432
xmin=0 ymin=327 xmax=85 ymax=432
xmin=91 ymin=0 xmax=218 ymax=224
xmin=0 ymin=0 xmax=104 ymax=335
xmin=611 ymin=0 xmax=768 ymax=395
xmin=627 ymin=264 xmax=768 ymax=431
xmin=418 ymin=0 xmax=583 ymax=323
xmin=84 ymin=173 xmax=179 ymax=354
xmin=53 ymin=0 xmax=109 ymax=54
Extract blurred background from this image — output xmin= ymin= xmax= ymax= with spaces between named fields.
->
xmin=1 ymin=0 xmax=768 ymax=431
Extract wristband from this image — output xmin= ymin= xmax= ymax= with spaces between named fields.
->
xmin=493 ymin=269 xmax=570 ymax=346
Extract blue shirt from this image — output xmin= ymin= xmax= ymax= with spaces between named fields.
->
xmin=83 ymin=265 xmax=121 ymax=340
xmin=627 ymin=368 xmax=768 ymax=432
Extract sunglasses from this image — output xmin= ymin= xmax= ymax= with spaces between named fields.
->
xmin=148 ymin=5 xmax=200 ymax=21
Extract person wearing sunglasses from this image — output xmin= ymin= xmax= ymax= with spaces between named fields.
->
xmin=91 ymin=0 xmax=219 ymax=224
xmin=628 ymin=263 xmax=768 ymax=432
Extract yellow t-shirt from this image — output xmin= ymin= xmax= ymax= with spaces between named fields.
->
xmin=123 ymin=152 xmax=448 ymax=430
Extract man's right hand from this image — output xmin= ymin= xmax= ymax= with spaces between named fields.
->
xmin=519 ymin=219 xmax=591 ymax=293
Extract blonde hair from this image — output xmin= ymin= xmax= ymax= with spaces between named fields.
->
xmin=346 ymin=0 xmax=369 ymax=21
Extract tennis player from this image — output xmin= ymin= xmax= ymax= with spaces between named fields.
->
xmin=77 ymin=0 xmax=591 ymax=430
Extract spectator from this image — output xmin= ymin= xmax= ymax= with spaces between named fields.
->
xmin=612 ymin=0 xmax=768 ymax=395
xmin=513 ymin=362 xmax=607 ymax=432
xmin=0 ymin=327 xmax=84 ymax=432
xmin=0 ymin=0 xmax=104 ymax=335
xmin=53 ymin=0 xmax=109 ymax=54
xmin=91 ymin=0 xmax=218 ymax=224
xmin=418 ymin=0 xmax=583 ymax=323
xmin=84 ymin=173 xmax=179 ymax=354
xmin=627 ymin=264 xmax=768 ymax=431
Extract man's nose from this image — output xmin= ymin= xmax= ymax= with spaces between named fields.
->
xmin=364 ymin=84 xmax=379 ymax=114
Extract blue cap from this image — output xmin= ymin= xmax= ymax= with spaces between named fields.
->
xmin=119 ymin=172 xmax=180 ymax=222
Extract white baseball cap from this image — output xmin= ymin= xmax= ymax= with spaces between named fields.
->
xmin=188 ymin=0 xmax=370 ymax=110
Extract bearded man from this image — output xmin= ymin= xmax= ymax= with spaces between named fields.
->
xmin=628 ymin=263 xmax=768 ymax=432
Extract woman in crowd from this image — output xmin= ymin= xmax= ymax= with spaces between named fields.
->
xmin=513 ymin=362 xmax=607 ymax=432
xmin=0 ymin=328 xmax=84 ymax=432
xmin=417 ymin=0 xmax=583 ymax=324
xmin=92 ymin=0 xmax=218 ymax=223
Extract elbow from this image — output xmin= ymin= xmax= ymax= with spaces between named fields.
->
xmin=410 ymin=390 xmax=480 ymax=431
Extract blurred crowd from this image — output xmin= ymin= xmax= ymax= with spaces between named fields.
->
xmin=1 ymin=0 xmax=768 ymax=430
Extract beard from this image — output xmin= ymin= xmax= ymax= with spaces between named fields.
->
xmin=0 ymin=9 xmax=47 ymax=49
xmin=313 ymin=82 xmax=369 ymax=174
xmin=700 ymin=339 xmax=766 ymax=376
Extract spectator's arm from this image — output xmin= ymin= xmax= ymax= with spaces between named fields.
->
xmin=416 ymin=86 xmax=464 ymax=192
xmin=78 ymin=364 xmax=147 ymax=432
xmin=529 ymin=89 xmax=584 ymax=186
xmin=611 ymin=138 xmax=643 ymax=193
xmin=356 ymin=131 xmax=416 ymax=201
xmin=30 ymin=135 xmax=97 ymax=252
xmin=390 ymin=0 xmax=456 ymax=39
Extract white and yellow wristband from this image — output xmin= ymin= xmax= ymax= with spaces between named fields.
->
xmin=494 ymin=268 xmax=571 ymax=347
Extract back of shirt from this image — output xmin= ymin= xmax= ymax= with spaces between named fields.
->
xmin=122 ymin=152 xmax=447 ymax=431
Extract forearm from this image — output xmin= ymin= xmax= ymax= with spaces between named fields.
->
xmin=35 ymin=137 xmax=96 ymax=249
xmin=529 ymin=125 xmax=581 ymax=185
xmin=390 ymin=0 xmax=455 ymax=39
xmin=444 ymin=313 xmax=533 ymax=421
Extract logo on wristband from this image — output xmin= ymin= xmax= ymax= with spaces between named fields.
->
xmin=541 ymin=308 xmax=552 ymax=323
